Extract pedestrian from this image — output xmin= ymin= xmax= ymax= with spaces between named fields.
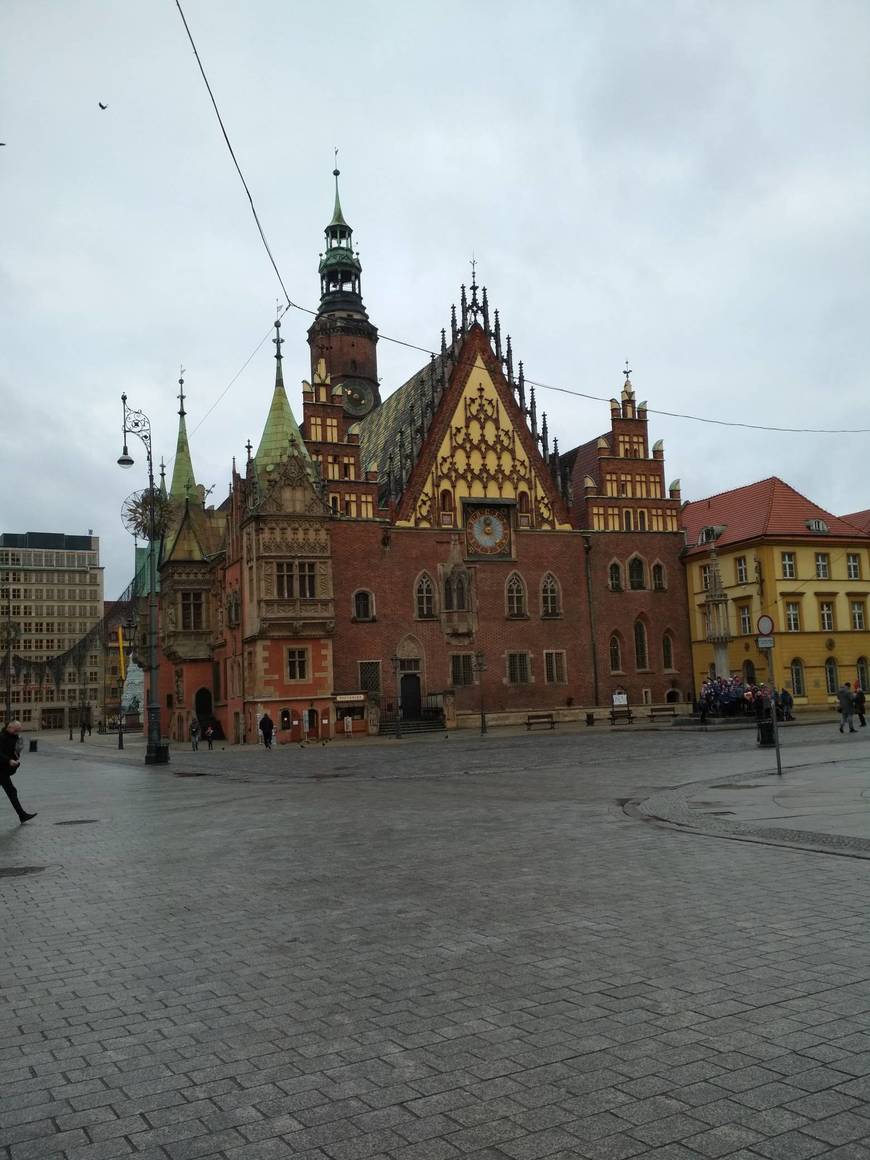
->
xmin=837 ymin=682 xmax=856 ymax=733
xmin=0 ymin=720 xmax=37 ymax=824
xmin=205 ymin=724 xmax=214 ymax=750
xmin=259 ymin=713 xmax=274 ymax=750
xmin=189 ymin=719 xmax=200 ymax=751
xmin=780 ymin=687 xmax=795 ymax=722
xmin=855 ymin=686 xmax=866 ymax=728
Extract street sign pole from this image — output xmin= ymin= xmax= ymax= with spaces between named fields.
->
xmin=766 ymin=646 xmax=783 ymax=777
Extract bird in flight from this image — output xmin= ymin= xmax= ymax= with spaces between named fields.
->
xmin=98 ymin=102 xmax=108 ymax=110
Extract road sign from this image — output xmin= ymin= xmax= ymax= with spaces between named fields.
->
xmin=757 ymin=635 xmax=774 ymax=649
xmin=757 ymin=614 xmax=775 ymax=635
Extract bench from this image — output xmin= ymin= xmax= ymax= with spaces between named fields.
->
xmin=609 ymin=707 xmax=634 ymax=725
xmin=526 ymin=713 xmax=556 ymax=730
xmin=648 ymin=705 xmax=677 ymax=721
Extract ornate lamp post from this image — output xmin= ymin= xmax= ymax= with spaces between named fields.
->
xmin=390 ymin=654 xmax=402 ymax=739
xmin=118 ymin=394 xmax=166 ymax=764
xmin=474 ymin=650 xmax=488 ymax=735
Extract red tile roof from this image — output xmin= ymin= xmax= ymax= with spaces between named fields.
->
xmin=562 ymin=432 xmax=609 ymax=492
xmin=682 ymin=477 xmax=870 ymax=556
xmin=840 ymin=508 xmax=870 ymax=534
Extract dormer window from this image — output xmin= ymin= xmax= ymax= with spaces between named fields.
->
xmin=698 ymin=526 xmax=720 ymax=544
xmin=806 ymin=518 xmax=829 ymax=534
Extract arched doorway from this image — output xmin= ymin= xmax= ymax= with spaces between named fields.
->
xmin=400 ymin=673 xmax=422 ymax=720
xmin=194 ymin=687 xmax=213 ymax=721
xmin=743 ymin=660 xmax=756 ymax=685
xmin=665 ymin=688 xmax=680 ymax=703
xmin=305 ymin=708 xmax=319 ymax=739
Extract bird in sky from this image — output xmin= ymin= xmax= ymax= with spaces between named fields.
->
xmin=98 ymin=102 xmax=108 ymax=110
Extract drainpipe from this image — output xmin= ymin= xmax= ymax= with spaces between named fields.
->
xmin=582 ymin=535 xmax=600 ymax=707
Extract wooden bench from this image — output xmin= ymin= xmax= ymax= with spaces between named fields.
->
xmin=526 ymin=712 xmax=556 ymax=730
xmin=648 ymin=705 xmax=677 ymax=721
xmin=609 ymin=707 xmax=634 ymax=725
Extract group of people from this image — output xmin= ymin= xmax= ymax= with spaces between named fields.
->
xmin=697 ymin=677 xmax=794 ymax=723
xmin=837 ymin=682 xmax=866 ymax=733
xmin=188 ymin=720 xmax=216 ymax=750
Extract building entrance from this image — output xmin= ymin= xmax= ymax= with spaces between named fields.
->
xmin=400 ymin=673 xmax=422 ymax=720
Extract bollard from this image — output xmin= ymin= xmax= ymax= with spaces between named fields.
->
xmin=29 ymin=739 xmax=38 ymax=753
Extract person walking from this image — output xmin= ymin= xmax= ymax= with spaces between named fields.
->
xmin=855 ymin=686 xmax=866 ymax=728
xmin=259 ymin=713 xmax=274 ymax=750
xmin=0 ymin=721 xmax=37 ymax=824
xmin=205 ymin=724 xmax=214 ymax=750
xmin=189 ymin=719 xmax=200 ymax=751
xmin=838 ymin=682 xmax=856 ymax=733
xmin=780 ymin=687 xmax=795 ymax=722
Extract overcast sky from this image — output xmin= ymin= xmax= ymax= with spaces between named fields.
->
xmin=2 ymin=1 xmax=869 ymax=594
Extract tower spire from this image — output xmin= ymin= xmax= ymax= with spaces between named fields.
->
xmin=256 ymin=314 xmax=314 ymax=482
xmin=169 ymin=369 xmax=199 ymax=503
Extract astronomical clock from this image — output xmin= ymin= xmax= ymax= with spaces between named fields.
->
xmin=340 ymin=378 xmax=377 ymax=419
xmin=464 ymin=504 xmax=513 ymax=559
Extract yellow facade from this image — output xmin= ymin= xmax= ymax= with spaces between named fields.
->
xmin=399 ymin=354 xmax=572 ymax=531
xmin=689 ymin=539 xmax=870 ymax=706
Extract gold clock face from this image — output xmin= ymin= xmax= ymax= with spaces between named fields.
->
xmin=465 ymin=507 xmax=511 ymax=556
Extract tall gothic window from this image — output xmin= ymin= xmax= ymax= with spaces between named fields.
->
xmin=628 ymin=557 xmax=645 ymax=590
xmin=415 ymin=574 xmax=435 ymax=619
xmin=609 ymin=635 xmax=622 ymax=672
xmin=662 ymin=632 xmax=674 ymax=670
xmin=444 ymin=574 xmax=468 ymax=612
xmin=353 ymin=590 xmax=373 ymax=620
xmin=541 ymin=573 xmax=560 ymax=617
xmin=609 ymin=562 xmax=622 ymax=591
xmin=634 ymin=620 xmax=648 ymax=669
xmin=506 ymin=573 xmax=527 ymax=618
xmin=652 ymin=563 xmax=665 ymax=591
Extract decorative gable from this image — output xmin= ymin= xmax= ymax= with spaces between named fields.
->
xmin=397 ymin=344 xmax=571 ymax=532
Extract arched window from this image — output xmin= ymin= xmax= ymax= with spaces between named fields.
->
xmin=518 ymin=491 xmax=531 ymax=527
xmin=541 ymin=573 xmax=560 ymax=617
xmin=444 ymin=573 xmax=468 ymax=612
xmin=609 ymin=635 xmax=622 ymax=672
xmin=634 ymin=620 xmax=648 ymax=669
xmin=790 ymin=659 xmax=805 ymax=697
xmin=439 ymin=489 xmax=454 ymax=526
xmin=825 ymin=657 xmax=838 ymax=695
xmin=637 ymin=510 xmax=647 ymax=531
xmin=662 ymin=633 xmax=674 ymax=670
xmin=623 ymin=509 xmax=633 ymax=531
xmin=609 ymin=562 xmax=622 ymax=591
xmin=415 ymin=574 xmax=435 ymax=619
xmin=743 ymin=659 xmax=756 ymax=684
xmin=506 ymin=573 xmax=527 ymax=617
xmin=628 ymin=557 xmax=645 ymax=590
xmin=353 ymin=590 xmax=373 ymax=620
xmin=858 ymin=657 xmax=869 ymax=694
xmin=652 ymin=563 xmax=665 ymax=591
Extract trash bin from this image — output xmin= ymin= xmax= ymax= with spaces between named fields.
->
xmin=585 ymin=712 xmax=595 ymax=726
xmin=757 ymin=719 xmax=775 ymax=748
xmin=28 ymin=739 xmax=38 ymax=753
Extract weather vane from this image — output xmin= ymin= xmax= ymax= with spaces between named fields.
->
xmin=623 ymin=360 xmax=632 ymax=381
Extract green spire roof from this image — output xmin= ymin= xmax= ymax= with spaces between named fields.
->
xmin=330 ymin=166 xmax=347 ymax=227
xmin=255 ymin=319 xmax=315 ymax=480
xmin=169 ymin=375 xmax=199 ymax=502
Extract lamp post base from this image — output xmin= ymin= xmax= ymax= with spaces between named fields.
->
xmin=145 ymin=743 xmax=170 ymax=765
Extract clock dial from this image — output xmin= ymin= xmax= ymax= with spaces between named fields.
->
xmin=466 ymin=507 xmax=511 ymax=556
xmin=342 ymin=380 xmax=375 ymax=417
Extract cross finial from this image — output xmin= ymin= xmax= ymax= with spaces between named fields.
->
xmin=245 ymin=439 xmax=253 ymax=461
xmin=177 ymin=366 xmax=186 ymax=416
xmin=623 ymin=360 xmax=632 ymax=381
xmin=333 ymin=145 xmax=339 ymax=176
xmin=470 ymin=252 xmax=477 ymax=286
xmin=273 ymin=316 xmax=283 ymax=362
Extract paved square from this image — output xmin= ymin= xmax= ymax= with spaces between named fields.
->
xmin=1 ymin=724 xmax=868 ymax=1159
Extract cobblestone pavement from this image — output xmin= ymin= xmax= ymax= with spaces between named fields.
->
xmin=1 ymin=727 xmax=869 ymax=1160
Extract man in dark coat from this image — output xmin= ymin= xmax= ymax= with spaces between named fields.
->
xmin=855 ymin=686 xmax=866 ymax=728
xmin=0 ymin=721 xmax=36 ymax=823
xmin=259 ymin=713 xmax=274 ymax=749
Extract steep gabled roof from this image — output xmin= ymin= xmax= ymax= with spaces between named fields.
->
xmin=682 ymin=477 xmax=870 ymax=556
xmin=840 ymin=508 xmax=870 ymax=535
xmin=356 ymin=347 xmax=452 ymax=476
xmin=562 ymin=432 xmax=610 ymax=491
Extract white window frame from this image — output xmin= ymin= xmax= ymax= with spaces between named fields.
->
xmin=543 ymin=650 xmax=567 ymax=684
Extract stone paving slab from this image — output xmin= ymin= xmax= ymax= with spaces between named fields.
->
xmin=1 ymin=726 xmax=868 ymax=1160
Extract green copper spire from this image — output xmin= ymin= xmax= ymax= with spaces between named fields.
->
xmin=330 ymin=162 xmax=347 ymax=227
xmin=255 ymin=318 xmax=314 ymax=479
xmin=169 ymin=370 xmax=199 ymax=503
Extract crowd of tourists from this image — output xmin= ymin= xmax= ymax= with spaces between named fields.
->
xmin=697 ymin=676 xmax=795 ymax=723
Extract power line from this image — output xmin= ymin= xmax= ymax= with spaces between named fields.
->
xmin=173 ymin=1 xmax=870 ymax=439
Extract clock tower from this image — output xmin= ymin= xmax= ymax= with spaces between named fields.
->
xmin=307 ymin=166 xmax=380 ymax=419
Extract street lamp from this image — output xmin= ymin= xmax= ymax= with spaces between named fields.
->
xmin=118 ymin=394 xmax=166 ymax=764
xmin=390 ymin=654 xmax=402 ymax=739
xmin=474 ymin=650 xmax=488 ymax=735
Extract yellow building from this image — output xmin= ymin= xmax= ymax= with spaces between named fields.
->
xmin=682 ymin=478 xmax=870 ymax=707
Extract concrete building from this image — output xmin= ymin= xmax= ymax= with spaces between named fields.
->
xmin=0 ymin=532 xmax=105 ymax=728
